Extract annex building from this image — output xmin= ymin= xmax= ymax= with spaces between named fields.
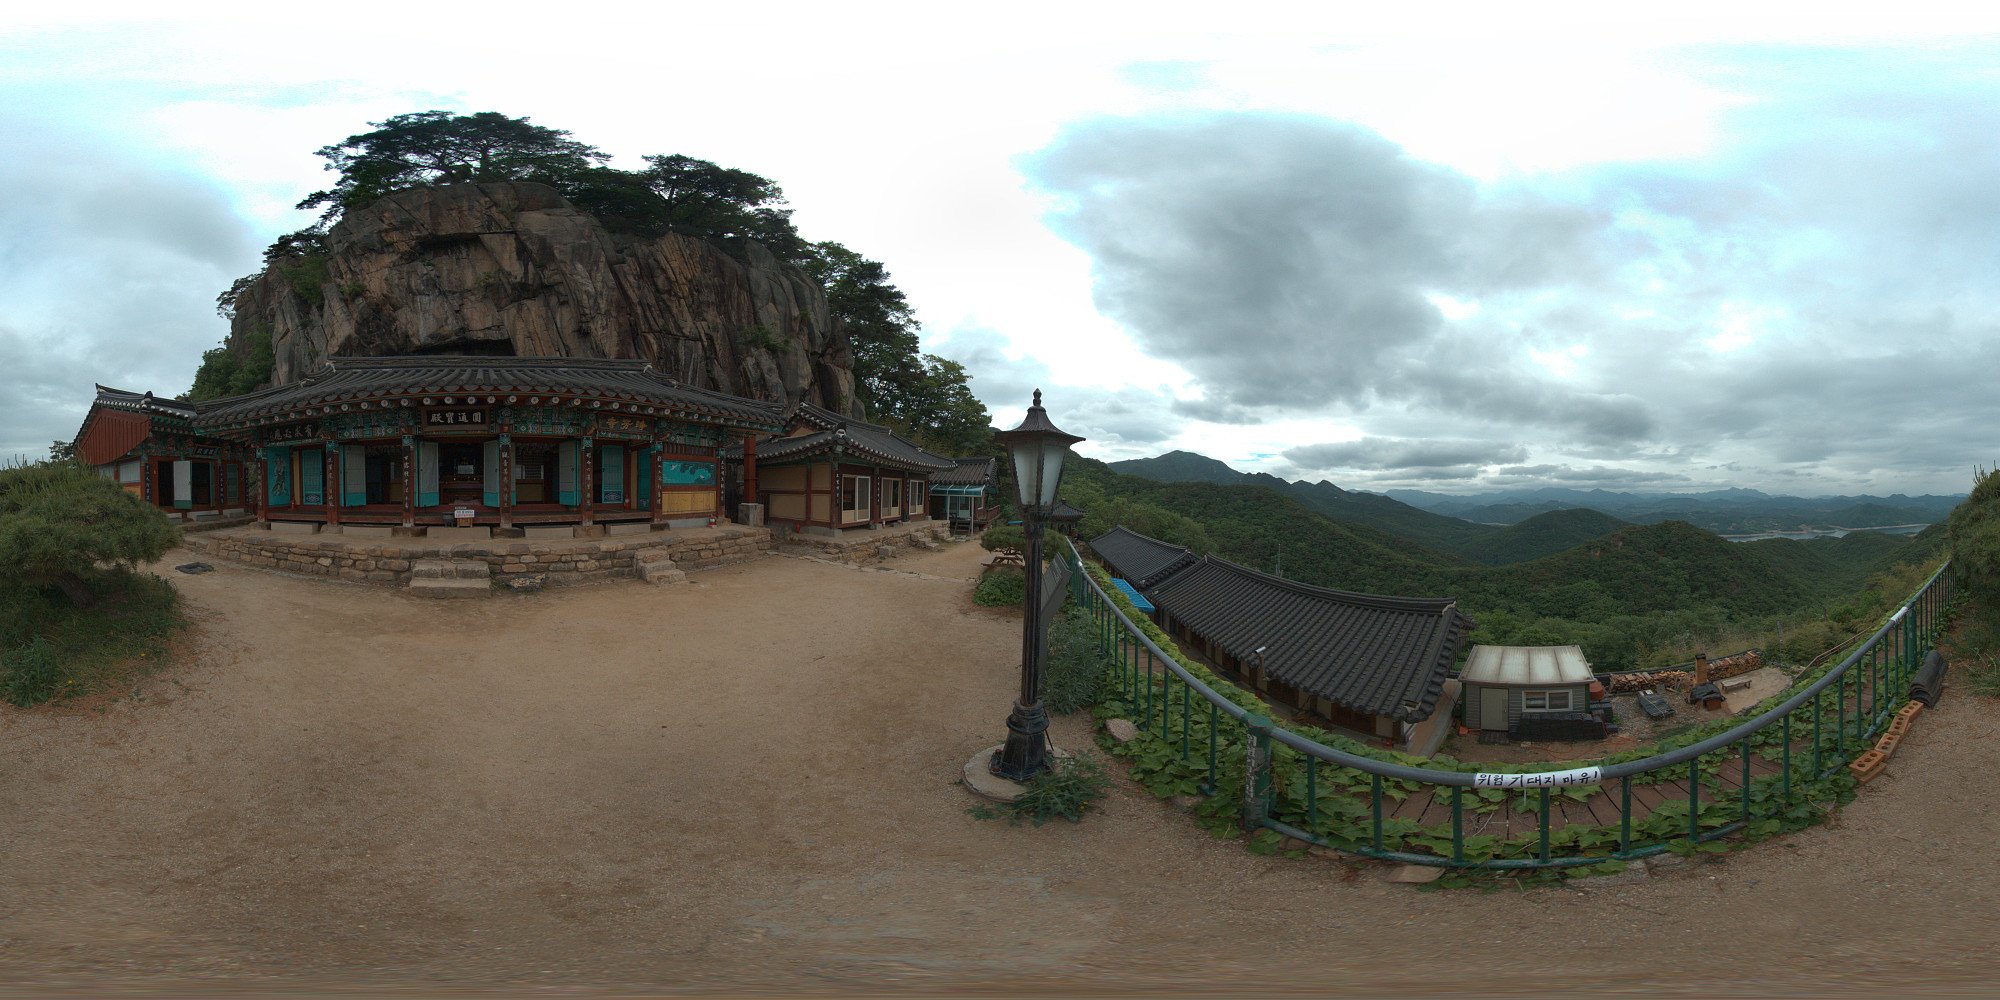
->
xmin=1088 ymin=526 xmax=1475 ymax=753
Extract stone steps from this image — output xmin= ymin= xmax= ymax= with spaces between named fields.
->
xmin=635 ymin=549 xmax=686 ymax=585
xmin=409 ymin=558 xmax=491 ymax=597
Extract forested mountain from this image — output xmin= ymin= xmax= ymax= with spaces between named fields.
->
xmin=1069 ymin=456 xmax=1942 ymax=670
xmin=1388 ymin=485 xmax=1960 ymax=533
xmin=1114 ymin=450 xmax=1960 ymax=535
xmin=1110 ymin=450 xmax=1622 ymax=563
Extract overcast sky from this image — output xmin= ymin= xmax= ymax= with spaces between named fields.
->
xmin=5 ymin=4 xmax=1998 ymax=496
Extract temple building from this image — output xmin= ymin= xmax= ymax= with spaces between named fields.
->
xmin=75 ymin=356 xmax=787 ymax=531
xmin=75 ymin=386 xmax=255 ymax=519
xmin=725 ymin=404 xmax=952 ymax=536
xmin=928 ymin=456 xmax=999 ymax=529
xmin=1087 ymin=526 xmax=1476 ymax=753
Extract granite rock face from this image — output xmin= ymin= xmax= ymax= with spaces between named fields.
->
xmin=225 ymin=181 xmax=857 ymax=414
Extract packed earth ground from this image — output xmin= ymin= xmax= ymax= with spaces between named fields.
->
xmin=2 ymin=540 xmax=1996 ymax=996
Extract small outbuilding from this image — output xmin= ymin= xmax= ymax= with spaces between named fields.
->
xmin=1460 ymin=644 xmax=1595 ymax=735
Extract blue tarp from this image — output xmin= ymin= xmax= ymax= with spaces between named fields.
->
xmin=1110 ymin=578 xmax=1154 ymax=613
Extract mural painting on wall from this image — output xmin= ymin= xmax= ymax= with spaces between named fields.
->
xmin=661 ymin=461 xmax=716 ymax=486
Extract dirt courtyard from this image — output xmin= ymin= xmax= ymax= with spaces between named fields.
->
xmin=4 ymin=541 xmax=1998 ymax=996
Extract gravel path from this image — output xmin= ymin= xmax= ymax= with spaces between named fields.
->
xmin=2 ymin=541 xmax=1995 ymax=996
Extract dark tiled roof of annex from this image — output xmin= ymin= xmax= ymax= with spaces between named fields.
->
xmin=91 ymin=385 xmax=200 ymax=419
xmin=193 ymin=357 xmax=785 ymax=431
xmin=930 ymin=456 xmax=997 ymax=486
xmin=1147 ymin=556 xmax=1475 ymax=722
xmin=728 ymin=403 xmax=954 ymax=473
xmin=1087 ymin=526 xmax=1200 ymax=590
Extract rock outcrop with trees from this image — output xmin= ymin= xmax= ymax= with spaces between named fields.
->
xmin=199 ymin=111 xmax=990 ymax=455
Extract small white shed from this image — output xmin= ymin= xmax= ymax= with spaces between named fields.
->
xmin=1460 ymin=645 xmax=1595 ymax=734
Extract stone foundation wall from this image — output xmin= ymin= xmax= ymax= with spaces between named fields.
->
xmin=183 ymin=525 xmax=772 ymax=588
xmin=776 ymin=521 xmax=951 ymax=564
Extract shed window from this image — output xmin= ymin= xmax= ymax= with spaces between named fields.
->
xmin=1523 ymin=690 xmax=1574 ymax=712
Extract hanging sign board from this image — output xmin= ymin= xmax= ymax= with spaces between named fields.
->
xmin=1472 ymin=766 xmax=1603 ymax=789
xmin=425 ymin=408 xmax=490 ymax=428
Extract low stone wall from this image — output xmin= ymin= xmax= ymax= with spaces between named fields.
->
xmin=776 ymin=520 xmax=951 ymax=564
xmin=183 ymin=524 xmax=772 ymax=588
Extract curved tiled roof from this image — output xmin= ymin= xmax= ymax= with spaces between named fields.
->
xmin=931 ymin=456 xmax=997 ymax=486
xmin=193 ymin=356 xmax=784 ymax=431
xmin=1088 ymin=526 xmax=1199 ymax=590
xmin=1147 ymin=556 xmax=1475 ymax=722
xmin=726 ymin=404 xmax=954 ymax=473
xmin=91 ymin=385 xmax=200 ymax=419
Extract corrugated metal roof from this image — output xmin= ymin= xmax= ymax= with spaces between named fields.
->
xmin=193 ymin=356 xmax=784 ymax=431
xmin=1110 ymin=578 xmax=1155 ymax=613
xmin=1148 ymin=556 xmax=1476 ymax=722
xmin=1459 ymin=645 xmax=1593 ymax=688
xmin=1087 ymin=526 xmax=1199 ymax=590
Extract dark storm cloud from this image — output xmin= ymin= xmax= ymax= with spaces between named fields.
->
xmin=1022 ymin=112 xmax=1636 ymax=444
xmin=0 ymin=112 xmax=257 ymax=458
xmin=1027 ymin=62 xmax=2000 ymax=493
xmin=1283 ymin=437 xmax=1527 ymax=473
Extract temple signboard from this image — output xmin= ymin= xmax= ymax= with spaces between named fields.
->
xmin=425 ymin=408 xmax=490 ymax=429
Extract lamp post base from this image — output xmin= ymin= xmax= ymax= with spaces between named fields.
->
xmin=963 ymin=743 xmax=1072 ymax=803
xmin=990 ymin=701 xmax=1052 ymax=782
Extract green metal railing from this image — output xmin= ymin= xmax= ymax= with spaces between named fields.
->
xmin=1063 ymin=536 xmax=1952 ymax=869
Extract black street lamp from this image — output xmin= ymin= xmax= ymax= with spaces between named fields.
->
xmin=989 ymin=389 xmax=1085 ymax=782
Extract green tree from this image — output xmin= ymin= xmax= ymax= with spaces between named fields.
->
xmin=0 ymin=459 xmax=180 ymax=607
xmin=802 ymin=242 xmax=923 ymax=414
xmin=1947 ymin=467 xmax=2000 ymax=618
xmin=297 ymin=110 xmax=608 ymax=222
xmin=47 ymin=440 xmax=75 ymax=462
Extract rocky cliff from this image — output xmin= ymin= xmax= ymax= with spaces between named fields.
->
xmin=224 ymin=182 xmax=857 ymax=414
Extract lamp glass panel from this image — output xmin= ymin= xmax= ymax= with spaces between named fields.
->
xmin=1010 ymin=446 xmax=1038 ymax=509
xmin=1037 ymin=442 xmax=1067 ymax=507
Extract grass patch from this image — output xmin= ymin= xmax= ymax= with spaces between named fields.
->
xmin=0 ymin=573 xmax=185 ymax=707
xmin=970 ymin=753 xmax=1111 ymax=826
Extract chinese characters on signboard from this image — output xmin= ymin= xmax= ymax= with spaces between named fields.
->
xmin=425 ymin=409 xmax=489 ymax=427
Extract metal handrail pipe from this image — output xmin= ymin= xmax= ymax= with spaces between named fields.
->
xmin=1069 ymin=532 xmax=1947 ymax=786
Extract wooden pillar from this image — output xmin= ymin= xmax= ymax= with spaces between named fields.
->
xmin=254 ymin=450 xmax=268 ymax=524
xmin=323 ymin=438 xmax=340 ymax=527
xmin=140 ymin=452 xmax=153 ymax=505
xmin=871 ymin=464 xmax=882 ymax=527
xmin=742 ymin=434 xmax=758 ymax=509
xmin=650 ymin=437 xmax=666 ymax=526
xmin=579 ymin=434 xmax=595 ymax=526
xmin=497 ymin=433 xmax=513 ymax=529
xmin=400 ymin=434 xmax=416 ymax=528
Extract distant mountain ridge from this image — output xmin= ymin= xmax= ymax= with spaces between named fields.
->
xmin=1109 ymin=451 xmax=1960 ymax=535
xmin=1109 ymin=451 xmax=1622 ymax=565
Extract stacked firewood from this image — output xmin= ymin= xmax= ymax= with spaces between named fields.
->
xmin=1607 ymin=650 xmax=1764 ymax=695
xmin=1609 ymin=670 xmax=1692 ymax=694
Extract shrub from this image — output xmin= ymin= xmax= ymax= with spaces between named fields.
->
xmin=1948 ymin=467 xmax=2000 ymax=622
xmin=1 ymin=638 xmax=61 ymax=707
xmin=1043 ymin=603 xmax=1111 ymax=713
xmin=981 ymin=523 xmax=1025 ymax=555
xmin=973 ymin=571 xmax=1025 ymax=606
xmin=0 ymin=459 xmax=180 ymax=606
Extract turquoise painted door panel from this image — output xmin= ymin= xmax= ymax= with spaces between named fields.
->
xmin=600 ymin=445 xmax=624 ymax=504
xmin=417 ymin=441 xmax=440 ymax=507
xmin=636 ymin=447 xmax=652 ymax=510
xmin=265 ymin=446 xmax=291 ymax=506
xmin=557 ymin=441 xmax=579 ymax=505
xmin=298 ymin=449 xmax=324 ymax=506
xmin=482 ymin=440 xmax=501 ymax=507
xmin=172 ymin=460 xmax=193 ymax=510
xmin=342 ymin=445 xmax=366 ymax=506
